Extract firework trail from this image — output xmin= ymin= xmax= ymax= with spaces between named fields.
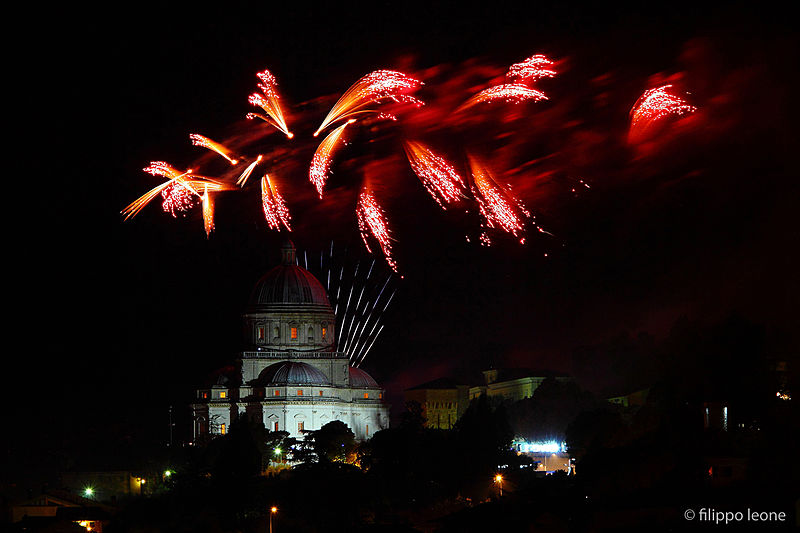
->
xmin=201 ymin=185 xmax=214 ymax=237
xmin=357 ymin=188 xmax=398 ymax=272
xmin=403 ymin=140 xmax=467 ymax=208
xmin=458 ymin=84 xmax=548 ymax=111
xmin=628 ymin=84 xmax=696 ymax=143
xmin=189 ymin=133 xmax=239 ymax=165
xmin=236 ymin=155 xmax=263 ymax=187
xmin=468 ymin=155 xmax=530 ymax=244
xmin=305 ymin=242 xmax=396 ymax=365
xmin=122 ymin=162 xmax=216 ymax=220
xmin=247 ymin=68 xmax=293 ymax=139
xmin=309 ymin=119 xmax=355 ymax=198
xmin=260 ymin=174 xmax=292 ymax=231
xmin=506 ymin=53 xmax=557 ymax=84
xmin=314 ymin=70 xmax=423 ymax=137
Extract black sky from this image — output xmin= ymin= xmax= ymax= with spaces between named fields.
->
xmin=13 ymin=1 xmax=798 ymax=470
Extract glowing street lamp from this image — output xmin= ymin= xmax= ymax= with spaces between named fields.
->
xmin=494 ymin=474 xmax=503 ymax=497
xmin=269 ymin=506 xmax=278 ymax=533
xmin=83 ymin=487 xmax=94 ymax=498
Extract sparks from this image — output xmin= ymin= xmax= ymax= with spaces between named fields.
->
xmin=309 ymin=120 xmax=354 ymax=198
xmin=506 ymin=54 xmax=557 ymax=84
xmin=468 ymin=155 xmax=529 ymax=241
xmin=247 ymin=69 xmax=293 ymax=139
xmin=201 ymin=185 xmax=214 ymax=237
xmin=628 ymin=84 xmax=697 ymax=142
xmin=261 ymin=174 xmax=292 ymax=231
xmin=314 ymin=70 xmax=423 ymax=136
xmin=356 ymin=189 xmax=397 ymax=272
xmin=236 ymin=155 xmax=263 ymax=187
xmin=403 ymin=140 xmax=466 ymax=208
xmin=189 ymin=133 xmax=238 ymax=165
xmin=459 ymin=83 xmax=548 ymax=111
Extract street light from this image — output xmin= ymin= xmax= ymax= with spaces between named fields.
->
xmin=494 ymin=474 xmax=503 ymax=497
xmin=269 ymin=506 xmax=278 ymax=533
xmin=83 ymin=487 xmax=94 ymax=498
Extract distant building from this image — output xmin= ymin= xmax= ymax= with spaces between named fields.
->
xmin=404 ymin=378 xmax=470 ymax=429
xmin=191 ymin=240 xmax=390 ymax=442
xmin=605 ymin=387 xmax=650 ymax=409
xmin=405 ymin=368 xmax=573 ymax=428
xmin=10 ymin=491 xmax=112 ymax=530
xmin=469 ymin=368 xmax=573 ymax=403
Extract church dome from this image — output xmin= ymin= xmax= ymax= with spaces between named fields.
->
xmin=253 ymin=361 xmax=331 ymax=386
xmin=349 ymin=366 xmax=380 ymax=388
xmin=247 ymin=239 xmax=331 ymax=310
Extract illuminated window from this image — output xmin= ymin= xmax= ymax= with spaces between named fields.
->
xmin=379 ymin=393 xmax=382 ymax=399
xmin=257 ymin=326 xmax=265 ymax=340
xmin=220 ymin=423 xmax=226 ymax=435
xmin=363 ymin=393 xmax=369 ymax=399
xmin=219 ymin=391 xmax=227 ymax=399
xmin=202 ymin=392 xmax=208 ymax=399
xmin=298 ymin=421 xmax=304 ymax=432
xmin=290 ymin=327 xmax=298 ymax=340
xmin=274 ymin=421 xmax=279 ymax=431
xmin=297 ymin=389 xmax=303 ymax=396
xmin=274 ymin=390 xmax=280 ymax=396
xmin=319 ymin=390 xmax=323 ymax=396
xmin=366 ymin=424 xmax=369 ymax=436
xmin=322 ymin=326 xmax=327 ymax=339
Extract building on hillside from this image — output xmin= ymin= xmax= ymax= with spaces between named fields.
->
xmin=191 ymin=240 xmax=390 ymax=442
xmin=469 ymin=368 xmax=573 ymax=403
xmin=404 ymin=378 xmax=470 ymax=429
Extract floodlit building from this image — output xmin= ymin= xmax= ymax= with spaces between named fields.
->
xmin=469 ymin=368 xmax=573 ymax=403
xmin=191 ymin=240 xmax=389 ymax=442
xmin=404 ymin=378 xmax=470 ymax=429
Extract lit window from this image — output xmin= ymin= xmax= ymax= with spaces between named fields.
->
xmin=274 ymin=390 xmax=280 ymax=396
xmin=298 ymin=421 xmax=304 ymax=432
xmin=219 ymin=391 xmax=227 ymax=399
xmin=291 ymin=327 xmax=298 ymax=340
xmin=363 ymin=393 xmax=369 ymax=399
xmin=366 ymin=424 xmax=369 ymax=436
xmin=202 ymin=392 xmax=208 ymax=399
xmin=257 ymin=327 xmax=265 ymax=340
xmin=274 ymin=421 xmax=279 ymax=431
xmin=319 ymin=390 xmax=323 ymax=396
xmin=297 ymin=389 xmax=303 ymax=396
xmin=322 ymin=326 xmax=327 ymax=339
xmin=220 ymin=423 xmax=226 ymax=435
xmin=379 ymin=393 xmax=382 ymax=399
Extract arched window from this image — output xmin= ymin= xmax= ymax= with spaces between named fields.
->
xmin=290 ymin=326 xmax=298 ymax=340
xmin=308 ymin=326 xmax=314 ymax=342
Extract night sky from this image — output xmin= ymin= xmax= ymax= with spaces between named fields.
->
xmin=13 ymin=2 xmax=797 ymax=475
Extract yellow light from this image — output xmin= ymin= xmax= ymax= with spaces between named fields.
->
xmin=494 ymin=474 xmax=503 ymax=483
xmin=271 ymin=506 xmax=278 ymax=513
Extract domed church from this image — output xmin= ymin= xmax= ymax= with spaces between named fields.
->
xmin=191 ymin=240 xmax=390 ymax=442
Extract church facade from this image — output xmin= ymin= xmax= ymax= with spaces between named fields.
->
xmin=191 ymin=241 xmax=389 ymax=442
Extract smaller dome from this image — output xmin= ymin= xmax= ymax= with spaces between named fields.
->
xmin=253 ymin=361 xmax=331 ymax=386
xmin=349 ymin=366 xmax=380 ymax=389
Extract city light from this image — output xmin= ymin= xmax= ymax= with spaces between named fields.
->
xmin=517 ymin=440 xmax=565 ymax=453
xmin=83 ymin=487 xmax=94 ymax=498
xmin=163 ymin=470 xmax=173 ymax=477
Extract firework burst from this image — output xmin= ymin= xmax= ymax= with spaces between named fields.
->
xmin=189 ymin=133 xmax=238 ymax=165
xmin=506 ymin=53 xmax=557 ymax=84
xmin=628 ymin=84 xmax=697 ymax=142
xmin=261 ymin=174 xmax=292 ymax=231
xmin=309 ymin=119 xmax=355 ymax=198
xmin=201 ymin=185 xmax=214 ymax=237
xmin=314 ymin=70 xmax=423 ymax=136
xmin=468 ymin=155 xmax=530 ymax=244
xmin=458 ymin=83 xmax=548 ymax=111
xmin=403 ymin=140 xmax=467 ymax=208
xmin=247 ymin=69 xmax=293 ymax=139
xmin=236 ymin=155 xmax=263 ymax=187
xmin=356 ymin=189 xmax=397 ymax=272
